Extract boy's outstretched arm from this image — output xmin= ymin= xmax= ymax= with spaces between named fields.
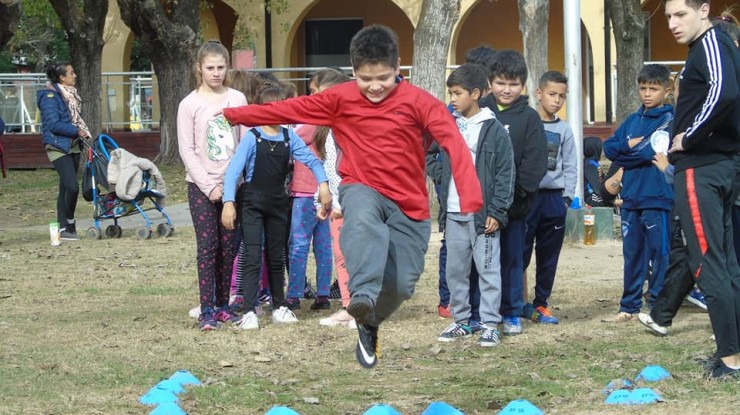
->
xmin=223 ymin=90 xmax=337 ymax=127
xmin=423 ymin=101 xmax=482 ymax=214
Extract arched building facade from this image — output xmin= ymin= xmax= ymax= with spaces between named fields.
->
xmin=100 ymin=0 xmax=737 ymax=126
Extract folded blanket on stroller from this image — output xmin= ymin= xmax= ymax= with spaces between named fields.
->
xmin=108 ymin=148 xmax=167 ymax=202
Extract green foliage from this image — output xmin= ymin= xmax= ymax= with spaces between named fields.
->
xmin=129 ymin=39 xmax=152 ymax=72
xmin=3 ymin=0 xmax=70 ymax=72
xmin=231 ymin=0 xmax=290 ymax=50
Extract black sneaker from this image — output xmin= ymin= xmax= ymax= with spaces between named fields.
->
xmin=328 ymin=280 xmax=341 ymax=299
xmin=355 ymin=324 xmax=379 ymax=368
xmin=696 ymin=351 xmax=721 ymax=372
xmin=285 ymin=298 xmax=301 ymax=311
xmin=711 ymin=361 xmax=740 ymax=379
xmin=304 ymin=281 xmax=316 ymax=300
xmin=310 ymin=297 xmax=331 ymax=310
xmin=60 ymin=229 xmax=80 ymax=241
xmin=347 ymin=295 xmax=375 ymax=324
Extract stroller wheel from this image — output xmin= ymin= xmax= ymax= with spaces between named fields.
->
xmin=136 ymin=226 xmax=152 ymax=240
xmin=105 ymin=225 xmax=123 ymax=239
xmin=156 ymin=223 xmax=174 ymax=238
xmin=86 ymin=227 xmax=101 ymax=240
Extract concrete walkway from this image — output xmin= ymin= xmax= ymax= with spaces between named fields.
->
xmin=75 ymin=202 xmax=194 ymax=232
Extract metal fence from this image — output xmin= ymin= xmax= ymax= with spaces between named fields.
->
xmin=0 ymin=72 xmax=156 ymax=134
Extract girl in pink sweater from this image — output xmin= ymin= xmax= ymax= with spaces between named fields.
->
xmin=177 ymin=41 xmax=247 ymax=331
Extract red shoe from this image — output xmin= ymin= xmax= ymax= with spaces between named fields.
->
xmin=437 ymin=304 xmax=452 ymax=318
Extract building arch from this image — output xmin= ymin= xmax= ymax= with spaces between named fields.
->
xmin=283 ymin=0 xmax=416 ymax=70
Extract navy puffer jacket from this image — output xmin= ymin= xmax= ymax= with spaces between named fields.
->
xmin=37 ymin=84 xmax=79 ymax=153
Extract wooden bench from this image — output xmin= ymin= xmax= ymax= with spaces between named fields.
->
xmin=0 ymin=132 xmax=161 ymax=169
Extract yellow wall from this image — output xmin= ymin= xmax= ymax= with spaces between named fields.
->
xmin=643 ymin=0 xmax=738 ymax=65
xmin=100 ymin=0 xmax=737 ymax=126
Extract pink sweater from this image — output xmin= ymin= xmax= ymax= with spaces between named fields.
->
xmin=290 ymin=124 xmax=320 ymax=194
xmin=177 ymin=88 xmax=247 ymax=197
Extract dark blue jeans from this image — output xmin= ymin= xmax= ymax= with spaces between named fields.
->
xmin=500 ymin=219 xmax=526 ymax=317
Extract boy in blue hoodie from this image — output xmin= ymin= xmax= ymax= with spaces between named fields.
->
xmin=430 ymin=63 xmax=515 ymax=347
xmin=603 ymin=64 xmax=674 ymax=322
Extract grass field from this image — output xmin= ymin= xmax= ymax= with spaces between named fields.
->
xmin=0 ymin=167 xmax=738 ymax=415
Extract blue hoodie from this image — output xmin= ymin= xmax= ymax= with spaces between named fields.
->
xmin=603 ymin=104 xmax=674 ymax=211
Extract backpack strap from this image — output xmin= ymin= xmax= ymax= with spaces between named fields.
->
xmin=250 ymin=128 xmax=261 ymax=142
xmin=282 ymin=127 xmax=290 ymax=148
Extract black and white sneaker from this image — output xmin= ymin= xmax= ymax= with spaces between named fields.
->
xmin=347 ymin=295 xmax=375 ymax=324
xmin=355 ymin=324 xmax=379 ymax=369
xmin=60 ymin=222 xmax=80 ymax=241
xmin=479 ymin=327 xmax=502 ymax=347
xmin=60 ymin=229 xmax=80 ymax=241
xmin=437 ymin=322 xmax=473 ymax=342
xmin=328 ymin=280 xmax=341 ymax=299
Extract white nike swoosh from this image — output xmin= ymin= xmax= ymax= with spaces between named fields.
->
xmin=554 ymin=225 xmax=565 ymax=230
xmin=359 ymin=341 xmax=376 ymax=365
xmin=646 ymin=224 xmax=657 ymax=230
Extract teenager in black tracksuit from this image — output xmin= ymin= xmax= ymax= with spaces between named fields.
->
xmin=662 ymin=9 xmax=740 ymax=377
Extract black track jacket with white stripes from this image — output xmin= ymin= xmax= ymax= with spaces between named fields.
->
xmin=669 ymin=27 xmax=740 ymax=173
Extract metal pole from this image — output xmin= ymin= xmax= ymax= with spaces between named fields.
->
xmin=264 ymin=4 xmax=273 ymax=68
xmin=564 ymin=0 xmax=584 ymax=202
xmin=604 ymin=0 xmax=613 ymax=125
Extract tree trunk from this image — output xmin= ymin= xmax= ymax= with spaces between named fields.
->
xmin=48 ymin=0 xmax=108 ymax=138
xmin=518 ymin=0 xmax=549 ymax=109
xmin=0 ymin=0 xmax=21 ymax=49
xmin=608 ymin=0 xmax=645 ymax=124
xmin=411 ymin=0 xmax=461 ymax=100
xmin=153 ymin=57 xmax=194 ymax=164
xmin=116 ymin=0 xmax=200 ymax=164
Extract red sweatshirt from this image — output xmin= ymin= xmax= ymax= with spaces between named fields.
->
xmin=223 ymin=80 xmax=482 ymax=220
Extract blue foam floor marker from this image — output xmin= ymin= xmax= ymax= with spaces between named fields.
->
xmin=601 ymin=378 xmax=634 ymax=395
xmin=628 ymin=388 xmax=663 ymax=404
xmin=149 ymin=401 xmax=188 ymax=415
xmin=363 ymin=404 xmax=403 ymax=415
xmin=421 ymin=401 xmax=465 ymax=415
xmin=139 ymin=386 xmax=180 ymax=406
xmin=635 ymin=365 xmax=671 ymax=382
xmin=605 ymin=388 xmax=663 ymax=405
xmin=605 ymin=389 xmax=631 ymax=405
xmin=155 ymin=379 xmax=185 ymax=395
xmin=168 ymin=370 xmax=202 ymax=386
xmin=497 ymin=399 xmax=544 ymax=415
xmin=264 ymin=406 xmax=301 ymax=415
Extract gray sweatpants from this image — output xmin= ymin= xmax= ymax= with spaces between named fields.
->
xmin=339 ymin=184 xmax=431 ymax=326
xmin=445 ymin=213 xmax=502 ymax=326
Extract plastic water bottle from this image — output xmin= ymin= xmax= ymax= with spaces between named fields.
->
xmin=49 ymin=221 xmax=61 ymax=246
xmin=583 ymin=205 xmax=596 ymax=245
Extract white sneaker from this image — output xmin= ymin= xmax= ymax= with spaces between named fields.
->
xmin=272 ymin=306 xmax=299 ymax=324
xmin=189 ymin=306 xmax=201 ymax=319
xmin=638 ymin=313 xmax=667 ymax=336
xmin=319 ymin=309 xmax=354 ymax=327
xmin=238 ymin=311 xmax=259 ymax=330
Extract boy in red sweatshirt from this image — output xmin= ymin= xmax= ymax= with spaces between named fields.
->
xmin=222 ymin=25 xmax=482 ymax=368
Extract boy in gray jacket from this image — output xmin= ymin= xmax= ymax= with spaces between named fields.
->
xmin=428 ymin=64 xmax=515 ymax=347
xmin=522 ymin=71 xmax=578 ymax=324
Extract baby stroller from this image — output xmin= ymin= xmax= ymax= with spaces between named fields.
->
xmin=82 ymin=134 xmax=174 ymax=240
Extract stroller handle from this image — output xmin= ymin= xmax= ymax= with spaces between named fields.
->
xmin=97 ymin=134 xmax=120 ymax=160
